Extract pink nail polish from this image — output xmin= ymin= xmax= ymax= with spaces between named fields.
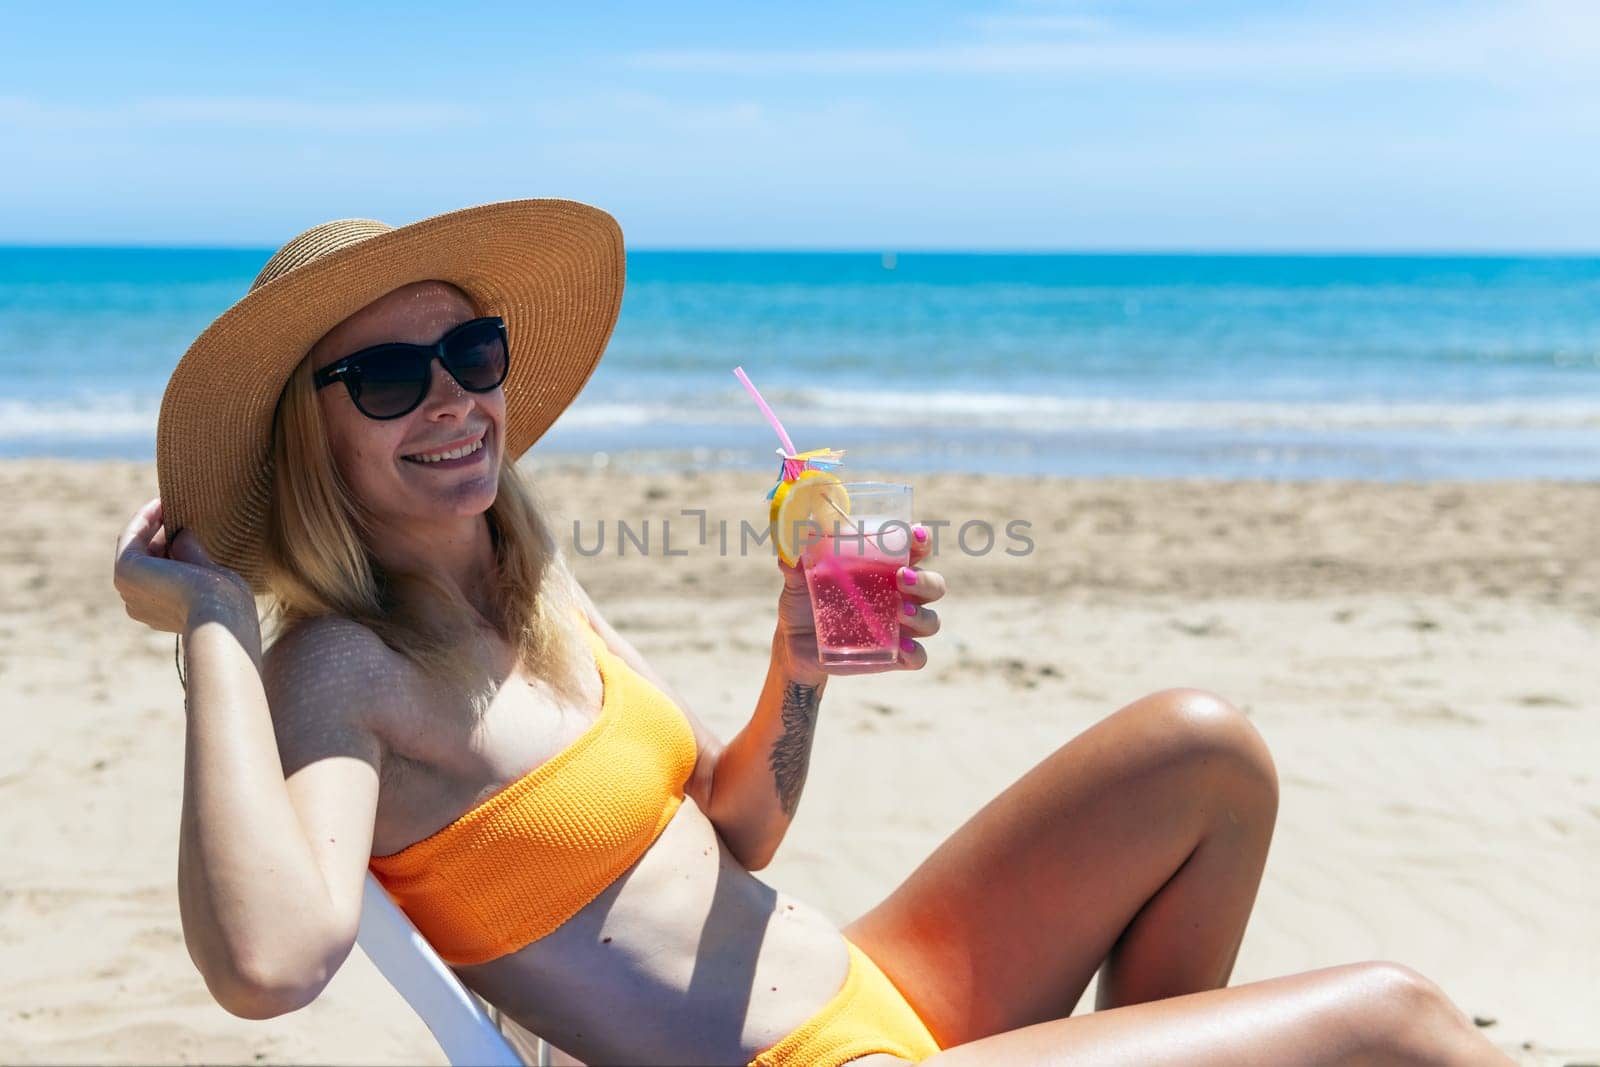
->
xmin=902 ymin=600 xmax=917 ymax=616
xmin=913 ymin=525 xmax=929 ymax=543
xmin=899 ymin=567 xmax=917 ymax=585
xmin=900 ymin=637 xmax=915 ymax=653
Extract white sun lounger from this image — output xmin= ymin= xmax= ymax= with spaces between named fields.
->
xmin=357 ymin=873 xmax=552 ymax=1066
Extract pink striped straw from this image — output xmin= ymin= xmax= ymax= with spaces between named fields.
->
xmin=733 ymin=366 xmax=893 ymax=648
xmin=733 ymin=366 xmax=805 ymax=479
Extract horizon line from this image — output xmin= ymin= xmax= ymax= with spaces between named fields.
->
xmin=4 ymin=242 xmax=1600 ymax=258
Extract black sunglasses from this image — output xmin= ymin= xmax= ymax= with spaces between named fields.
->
xmin=313 ymin=316 xmax=510 ymax=420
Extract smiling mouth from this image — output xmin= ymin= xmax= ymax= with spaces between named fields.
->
xmin=402 ymin=433 xmax=487 ymax=464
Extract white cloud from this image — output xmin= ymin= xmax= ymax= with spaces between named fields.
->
xmin=524 ymin=91 xmax=771 ymax=136
xmin=627 ymin=0 xmax=1600 ymax=84
xmin=512 ymin=91 xmax=903 ymax=163
xmin=0 ymin=95 xmax=481 ymax=131
xmin=134 ymin=98 xmax=482 ymax=129
xmin=964 ymin=13 xmax=1109 ymax=37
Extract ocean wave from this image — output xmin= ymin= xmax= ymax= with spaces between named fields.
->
xmin=564 ymin=388 xmax=1600 ymax=432
xmin=7 ymin=389 xmax=1600 ymax=445
xmin=0 ymin=396 xmax=160 ymax=439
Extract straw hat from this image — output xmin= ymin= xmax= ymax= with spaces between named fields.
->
xmin=156 ymin=198 xmax=625 ymax=592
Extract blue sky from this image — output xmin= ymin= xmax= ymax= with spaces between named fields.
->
xmin=3 ymin=0 xmax=1598 ymax=250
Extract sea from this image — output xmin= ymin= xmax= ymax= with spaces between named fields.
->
xmin=2 ymin=248 xmax=1598 ymax=480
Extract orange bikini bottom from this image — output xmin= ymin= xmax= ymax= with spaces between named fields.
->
xmin=748 ymin=939 xmax=943 ymax=1067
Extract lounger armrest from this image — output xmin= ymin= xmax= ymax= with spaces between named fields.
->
xmin=356 ymin=874 xmax=530 ymax=1066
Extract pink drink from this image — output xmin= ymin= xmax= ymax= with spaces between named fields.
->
xmin=803 ymin=516 xmax=910 ymax=666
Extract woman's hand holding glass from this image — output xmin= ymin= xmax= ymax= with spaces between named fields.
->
xmin=775 ymin=523 xmax=943 ymax=680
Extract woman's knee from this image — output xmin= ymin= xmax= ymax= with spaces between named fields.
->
xmin=1349 ymin=961 xmax=1486 ymax=1061
xmin=1132 ymin=688 xmax=1280 ymax=806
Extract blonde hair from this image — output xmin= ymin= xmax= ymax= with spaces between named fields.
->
xmin=261 ymin=350 xmax=589 ymax=710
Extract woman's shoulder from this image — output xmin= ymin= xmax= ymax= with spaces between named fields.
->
xmin=262 ymin=615 xmax=426 ymax=733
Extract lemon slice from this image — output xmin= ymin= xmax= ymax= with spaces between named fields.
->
xmin=770 ymin=470 xmax=850 ymax=566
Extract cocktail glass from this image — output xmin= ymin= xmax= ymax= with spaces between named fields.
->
xmin=800 ymin=482 xmax=913 ymax=667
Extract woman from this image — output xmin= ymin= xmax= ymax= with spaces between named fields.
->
xmin=113 ymin=200 xmax=1508 ymax=1066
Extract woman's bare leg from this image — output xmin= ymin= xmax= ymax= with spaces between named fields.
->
xmin=844 ymin=688 xmax=1280 ymax=1043
xmin=914 ymin=961 xmax=1512 ymax=1066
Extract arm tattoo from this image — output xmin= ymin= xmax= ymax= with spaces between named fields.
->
xmin=768 ymin=681 xmax=820 ymax=816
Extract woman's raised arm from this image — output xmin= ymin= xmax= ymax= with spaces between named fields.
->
xmin=114 ymin=498 xmax=381 ymax=1019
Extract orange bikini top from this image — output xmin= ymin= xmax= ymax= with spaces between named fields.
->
xmin=368 ymin=613 xmax=699 ymax=966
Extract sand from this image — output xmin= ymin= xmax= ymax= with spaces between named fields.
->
xmin=1 ymin=458 xmax=1596 ymax=1065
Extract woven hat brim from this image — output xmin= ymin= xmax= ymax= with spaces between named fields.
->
xmin=156 ymin=198 xmax=625 ymax=591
